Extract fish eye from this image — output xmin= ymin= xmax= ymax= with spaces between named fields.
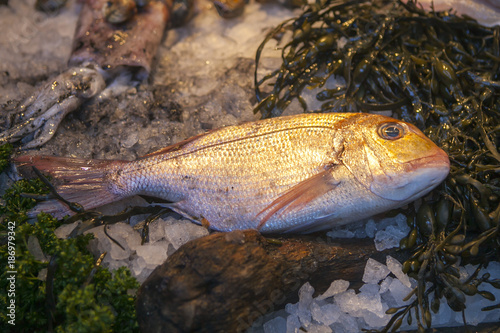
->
xmin=378 ymin=122 xmax=405 ymax=140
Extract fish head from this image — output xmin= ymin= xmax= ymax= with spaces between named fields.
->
xmin=341 ymin=114 xmax=450 ymax=202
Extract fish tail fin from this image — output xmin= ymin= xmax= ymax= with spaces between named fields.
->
xmin=14 ymin=155 xmax=127 ymax=219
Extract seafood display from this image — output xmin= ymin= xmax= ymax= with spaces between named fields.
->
xmin=16 ymin=113 xmax=449 ymax=232
xmin=0 ymin=0 xmax=499 ymax=331
xmin=0 ymin=0 xmax=171 ymax=148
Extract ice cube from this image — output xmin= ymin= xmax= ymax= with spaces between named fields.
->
xmin=286 ymin=314 xmax=301 ymax=333
xmin=106 ymin=258 xmax=127 ymax=271
xmin=334 ymin=289 xmax=359 ymax=315
xmin=148 ymin=218 xmax=167 ymax=243
xmin=354 ymin=227 xmax=368 ymax=238
xmin=373 ymin=213 xmax=411 ymax=251
xmin=394 ymin=213 xmax=409 ymax=231
xmin=387 ymin=278 xmax=413 ymax=306
xmin=311 ymin=302 xmax=341 ymax=326
xmin=379 ymin=276 xmax=393 ymax=294
xmin=326 ymin=228 xmax=355 ymax=239
xmin=118 ymin=222 xmax=138 ymax=244
xmin=362 ymin=258 xmax=390 ymax=284
xmin=54 ymin=221 xmax=79 ymax=239
xmin=112 ymin=223 xmax=142 ymax=259
xmin=332 ymin=312 xmax=359 ymax=333
xmin=85 ymin=226 xmax=113 ymax=257
xmin=297 ymin=282 xmax=314 ymax=327
xmin=37 ymin=268 xmax=48 ymax=281
xmin=109 ymin=242 xmax=130 ymax=261
xmin=131 ymin=256 xmax=147 ymax=277
xmin=360 ymin=308 xmax=390 ymax=327
xmin=461 ymin=264 xmax=478 ymax=281
xmin=374 ymin=226 xmax=406 ymax=251
xmin=164 ymin=220 xmax=209 ymax=250
xmin=285 ymin=302 xmax=298 ymax=316
xmin=85 ymin=223 xmax=140 ymax=261
xmin=136 ymin=242 xmax=169 ymax=268
xmin=359 ymin=283 xmax=380 ymax=296
xmin=364 ymin=219 xmax=377 ymax=238
xmin=357 ymin=288 xmax=384 ymax=318
xmin=122 ymin=132 xmax=138 ymax=148
xmin=263 ymin=316 xmax=286 ymax=333
xmin=304 ymin=323 xmax=332 ymax=333
xmin=386 ymin=256 xmax=411 ymax=288
xmin=316 ymin=280 xmax=350 ymax=301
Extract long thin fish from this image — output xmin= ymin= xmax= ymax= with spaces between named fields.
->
xmin=15 ymin=113 xmax=450 ymax=233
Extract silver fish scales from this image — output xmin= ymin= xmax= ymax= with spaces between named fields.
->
xmin=15 ymin=113 xmax=450 ymax=233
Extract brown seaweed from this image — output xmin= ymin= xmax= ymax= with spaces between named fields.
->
xmin=254 ymin=0 xmax=500 ymax=330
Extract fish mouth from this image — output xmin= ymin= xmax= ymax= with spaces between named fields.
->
xmin=370 ymin=146 xmax=450 ymax=202
xmin=405 ymin=147 xmax=450 ymax=173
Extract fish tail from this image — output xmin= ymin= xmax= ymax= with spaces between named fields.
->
xmin=14 ymin=155 xmax=127 ymax=219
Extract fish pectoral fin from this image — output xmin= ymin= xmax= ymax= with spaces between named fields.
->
xmin=153 ymin=202 xmax=203 ymax=224
xmin=256 ymin=166 xmax=340 ymax=230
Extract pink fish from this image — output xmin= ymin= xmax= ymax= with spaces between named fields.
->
xmin=15 ymin=113 xmax=450 ymax=233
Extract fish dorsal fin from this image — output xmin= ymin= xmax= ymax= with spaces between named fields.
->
xmin=141 ymin=129 xmax=218 ymax=158
xmin=256 ymin=165 xmax=340 ymax=230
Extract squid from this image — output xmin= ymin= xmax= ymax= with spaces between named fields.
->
xmin=0 ymin=0 xmax=171 ymax=148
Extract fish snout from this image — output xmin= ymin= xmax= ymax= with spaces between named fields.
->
xmin=395 ymin=145 xmax=450 ymax=200
xmin=369 ymin=145 xmax=450 ymax=202
xmin=407 ymin=145 xmax=450 ymax=177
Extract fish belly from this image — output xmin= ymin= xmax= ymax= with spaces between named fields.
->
xmin=177 ymin=164 xmax=394 ymax=233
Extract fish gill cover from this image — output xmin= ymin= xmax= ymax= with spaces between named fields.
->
xmin=254 ymin=0 xmax=499 ymax=331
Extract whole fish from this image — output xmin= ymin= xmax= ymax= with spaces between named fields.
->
xmin=15 ymin=113 xmax=450 ymax=233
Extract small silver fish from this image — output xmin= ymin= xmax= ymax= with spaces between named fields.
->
xmin=16 ymin=113 xmax=450 ymax=233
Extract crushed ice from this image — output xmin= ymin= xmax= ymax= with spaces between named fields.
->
xmin=326 ymin=213 xmax=411 ymax=251
xmin=250 ymin=256 xmax=500 ymax=333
